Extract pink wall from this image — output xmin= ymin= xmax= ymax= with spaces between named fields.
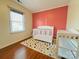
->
xmin=32 ymin=6 xmax=68 ymax=36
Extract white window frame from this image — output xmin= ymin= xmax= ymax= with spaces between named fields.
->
xmin=10 ymin=10 xmax=25 ymax=33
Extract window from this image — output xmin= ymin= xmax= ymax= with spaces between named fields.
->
xmin=10 ymin=10 xmax=25 ymax=33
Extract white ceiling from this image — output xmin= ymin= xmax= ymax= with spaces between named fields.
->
xmin=15 ymin=0 xmax=69 ymax=13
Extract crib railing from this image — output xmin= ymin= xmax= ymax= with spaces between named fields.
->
xmin=57 ymin=30 xmax=79 ymax=59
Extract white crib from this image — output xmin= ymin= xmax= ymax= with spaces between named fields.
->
xmin=33 ymin=26 xmax=54 ymax=43
xmin=57 ymin=30 xmax=79 ymax=59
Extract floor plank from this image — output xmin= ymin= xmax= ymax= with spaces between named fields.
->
xmin=0 ymin=43 xmax=54 ymax=59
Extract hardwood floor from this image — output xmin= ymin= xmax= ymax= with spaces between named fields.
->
xmin=0 ymin=43 xmax=54 ymax=59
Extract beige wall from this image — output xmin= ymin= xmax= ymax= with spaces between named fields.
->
xmin=67 ymin=0 xmax=79 ymax=31
xmin=0 ymin=0 xmax=32 ymax=49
